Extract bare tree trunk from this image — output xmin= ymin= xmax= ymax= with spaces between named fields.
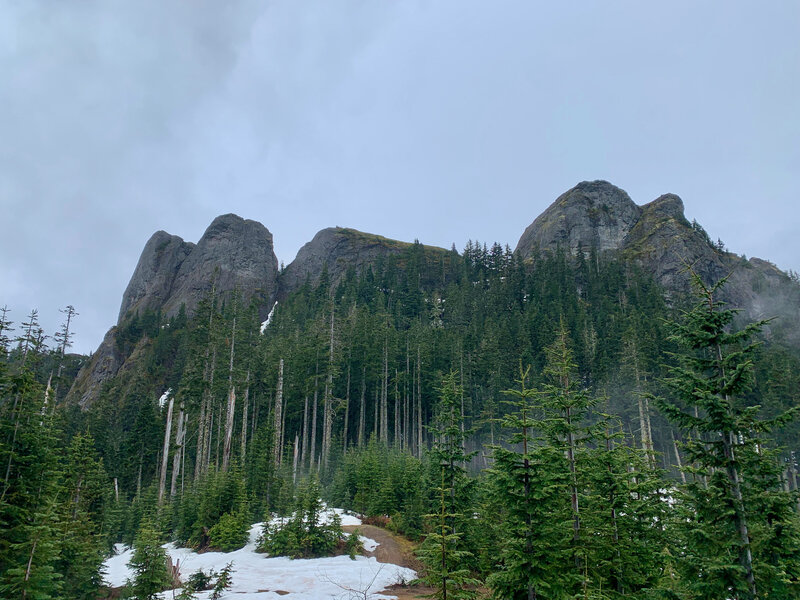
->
xmin=672 ymin=430 xmax=687 ymax=485
xmin=40 ymin=372 xmax=53 ymax=422
xmin=158 ymin=392 xmax=174 ymax=504
xmin=417 ymin=345 xmax=423 ymax=457
xmin=221 ymin=317 xmax=237 ymax=472
xmin=194 ymin=292 xmax=216 ymax=481
xmin=240 ymin=371 xmax=250 ymax=461
xmin=301 ymin=395 xmax=309 ymax=468
xmin=358 ymin=366 xmax=366 ymax=447
xmin=460 ymin=352 xmax=465 ymax=439
xmin=404 ymin=344 xmax=410 ymax=452
xmin=170 ymin=402 xmax=185 ymax=497
xmin=342 ymin=364 xmax=351 ymax=453
xmin=394 ymin=368 xmax=400 ymax=447
xmin=292 ymin=434 xmax=299 ymax=484
xmin=310 ymin=373 xmax=318 ymax=470
xmin=194 ymin=388 xmax=207 ymax=482
xmin=273 ymin=359 xmax=284 ymax=467
xmin=381 ymin=337 xmax=388 ymax=443
xmin=373 ymin=386 xmax=379 ymax=441
xmin=322 ymin=309 xmax=335 ymax=468
xmin=222 ymin=387 xmax=235 ymax=472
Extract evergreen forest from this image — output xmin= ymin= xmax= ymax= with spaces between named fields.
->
xmin=3 ymin=241 xmax=800 ymax=599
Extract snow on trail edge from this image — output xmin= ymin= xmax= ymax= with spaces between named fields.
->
xmin=103 ymin=509 xmax=414 ymax=599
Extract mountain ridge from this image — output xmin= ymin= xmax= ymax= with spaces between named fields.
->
xmin=66 ymin=181 xmax=800 ymax=407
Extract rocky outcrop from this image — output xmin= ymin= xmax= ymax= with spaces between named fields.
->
xmin=119 ymin=214 xmax=279 ymax=322
xmin=517 ymin=181 xmax=800 ymax=343
xmin=516 ymin=181 xmax=642 ymax=256
xmin=279 ymin=227 xmax=451 ymax=297
xmin=69 ymin=213 xmax=279 ymax=408
xmin=67 ymin=327 xmax=124 ymax=408
xmin=118 ymin=231 xmax=195 ymax=322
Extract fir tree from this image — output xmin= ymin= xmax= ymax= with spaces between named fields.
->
xmin=416 ymin=372 xmax=479 ymax=600
xmin=656 ymin=273 xmax=800 ymax=599
xmin=127 ymin=520 xmax=171 ymax=600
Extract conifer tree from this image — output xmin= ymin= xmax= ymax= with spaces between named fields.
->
xmin=656 ymin=273 xmax=800 ymax=600
xmin=417 ymin=372 xmax=479 ymax=600
xmin=488 ymin=365 xmax=572 ymax=600
xmin=0 ymin=361 xmax=63 ymax=600
xmin=127 ymin=520 xmax=171 ymax=600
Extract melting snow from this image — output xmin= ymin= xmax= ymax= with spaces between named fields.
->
xmin=260 ymin=303 xmax=277 ymax=334
xmin=157 ymin=388 xmax=172 ymax=409
xmin=103 ymin=509 xmax=411 ymax=599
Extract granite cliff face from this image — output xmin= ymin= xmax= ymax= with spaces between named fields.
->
xmin=278 ymin=227 xmax=450 ymax=297
xmin=69 ymin=185 xmax=799 ymax=407
xmin=69 ymin=214 xmax=279 ymax=407
xmin=516 ymin=181 xmax=800 ymax=339
xmin=516 ymin=181 xmax=642 ymax=254
xmin=117 ymin=231 xmax=195 ymax=322
xmin=119 ymin=214 xmax=278 ymax=322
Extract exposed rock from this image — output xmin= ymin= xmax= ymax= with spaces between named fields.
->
xmin=70 ymin=213 xmax=280 ymax=408
xmin=66 ymin=327 xmax=124 ymax=409
xmin=160 ymin=214 xmax=279 ymax=317
xmin=279 ymin=227 xmax=450 ymax=298
xmin=118 ymin=231 xmax=194 ymax=322
xmin=621 ymin=191 xmax=726 ymax=293
xmin=118 ymin=214 xmax=279 ymax=322
xmin=515 ymin=180 xmax=641 ymax=256
xmin=517 ymin=181 xmax=800 ymax=344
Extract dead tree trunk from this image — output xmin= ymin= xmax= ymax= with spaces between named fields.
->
xmin=292 ymin=434 xmax=299 ymax=484
xmin=322 ymin=310 xmax=335 ymax=468
xmin=240 ymin=371 xmax=250 ymax=461
xmin=158 ymin=392 xmax=174 ymax=505
xmin=221 ymin=317 xmax=237 ymax=472
xmin=342 ymin=364 xmax=351 ymax=453
xmin=301 ymin=395 xmax=309 ymax=468
xmin=358 ymin=366 xmax=366 ymax=447
xmin=417 ymin=345 xmax=423 ymax=457
xmin=170 ymin=402 xmax=186 ymax=497
xmin=672 ymin=430 xmax=687 ymax=485
xmin=394 ymin=368 xmax=400 ymax=447
xmin=310 ymin=371 xmax=318 ymax=470
xmin=222 ymin=387 xmax=235 ymax=472
xmin=381 ymin=338 xmax=389 ymax=443
xmin=273 ymin=359 xmax=284 ymax=467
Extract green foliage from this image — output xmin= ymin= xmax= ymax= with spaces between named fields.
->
xmin=174 ymin=467 xmax=248 ymax=550
xmin=258 ymin=478 xmax=344 ymax=558
xmin=210 ymin=562 xmax=234 ymax=600
xmin=208 ymin=510 xmax=249 ymax=552
xmin=127 ymin=521 xmax=171 ymax=600
xmin=656 ymin=273 xmax=800 ymax=600
xmin=330 ymin=440 xmax=426 ymax=538
xmin=344 ymin=529 xmax=363 ymax=559
xmin=416 ymin=372 xmax=480 ymax=600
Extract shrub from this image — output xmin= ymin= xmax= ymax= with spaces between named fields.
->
xmin=258 ymin=478 xmax=343 ymax=558
xmin=127 ymin=522 xmax=171 ymax=600
xmin=208 ymin=511 xmax=249 ymax=552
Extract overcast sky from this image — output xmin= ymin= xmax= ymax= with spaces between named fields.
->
xmin=2 ymin=1 xmax=799 ymax=354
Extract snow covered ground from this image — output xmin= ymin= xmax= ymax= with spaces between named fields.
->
xmin=103 ymin=509 xmax=415 ymax=599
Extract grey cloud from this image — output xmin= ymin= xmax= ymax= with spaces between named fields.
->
xmin=2 ymin=0 xmax=798 ymax=353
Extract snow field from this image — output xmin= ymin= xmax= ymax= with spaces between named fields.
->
xmin=103 ymin=509 xmax=415 ymax=599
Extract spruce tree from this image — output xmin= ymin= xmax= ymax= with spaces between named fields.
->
xmin=417 ymin=372 xmax=479 ymax=600
xmin=487 ymin=365 xmax=572 ymax=600
xmin=127 ymin=520 xmax=171 ymax=600
xmin=656 ymin=273 xmax=800 ymax=600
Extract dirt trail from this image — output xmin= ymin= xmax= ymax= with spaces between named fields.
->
xmin=343 ymin=524 xmax=434 ymax=599
xmin=343 ymin=524 xmax=418 ymax=570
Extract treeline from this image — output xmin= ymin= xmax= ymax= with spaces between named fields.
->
xmin=2 ymin=240 xmax=800 ymax=598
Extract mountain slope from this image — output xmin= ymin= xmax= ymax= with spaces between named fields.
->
xmin=516 ymin=180 xmax=800 ymax=342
